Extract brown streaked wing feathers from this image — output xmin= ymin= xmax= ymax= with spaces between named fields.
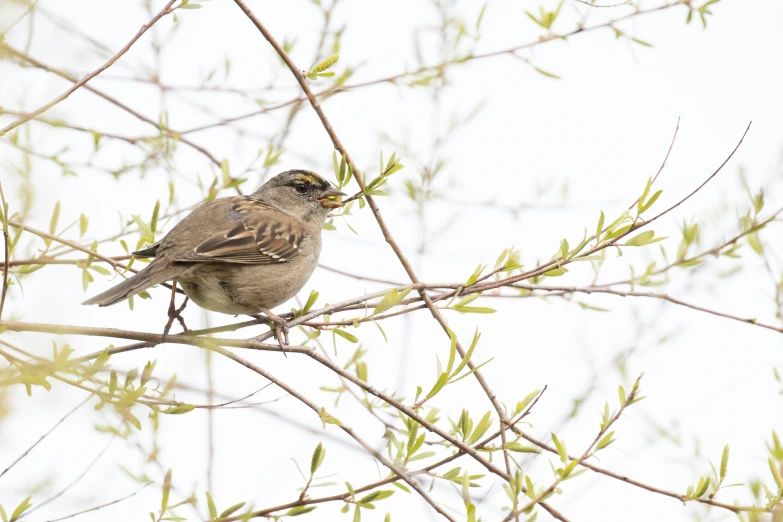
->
xmin=173 ymin=198 xmax=306 ymax=265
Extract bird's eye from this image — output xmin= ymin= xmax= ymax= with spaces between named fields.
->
xmin=294 ymin=183 xmax=308 ymax=194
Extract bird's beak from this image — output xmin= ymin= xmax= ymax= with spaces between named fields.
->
xmin=317 ymin=187 xmax=347 ymax=208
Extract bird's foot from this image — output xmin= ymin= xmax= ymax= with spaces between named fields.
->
xmin=258 ymin=307 xmax=289 ymax=347
xmin=163 ymin=283 xmax=189 ymax=338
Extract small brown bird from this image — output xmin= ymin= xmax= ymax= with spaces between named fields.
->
xmin=84 ymin=170 xmax=345 ymax=342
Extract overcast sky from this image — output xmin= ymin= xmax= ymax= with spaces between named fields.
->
xmin=1 ymin=1 xmax=782 ymax=521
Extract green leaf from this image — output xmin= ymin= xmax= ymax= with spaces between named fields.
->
xmin=302 ymin=290 xmax=319 ymax=316
xmin=220 ymin=159 xmax=230 ymax=186
xmin=559 ymin=239 xmax=569 ymax=260
xmin=507 ymin=442 xmax=541 ymax=453
xmin=334 ymin=329 xmax=358 ymax=343
xmin=596 ymin=210 xmax=605 ymax=241
xmin=345 ymin=482 xmax=356 ymax=502
xmin=515 ymin=389 xmax=541 ymax=416
xmin=451 ymin=330 xmax=480 ymax=378
xmin=552 ymin=433 xmax=567 ymax=463
xmin=595 ymin=431 xmax=615 ymax=451
xmin=640 ymin=190 xmax=662 ymax=213
xmin=311 ymin=53 xmax=339 ymax=74
xmin=631 ymin=36 xmax=652 ymax=47
xmin=311 ymin=442 xmax=325 ymax=474
xmin=624 ymin=231 xmax=655 ymax=247
xmin=448 ymin=358 xmax=494 ymax=384
xmin=150 ymin=200 xmax=160 ymax=237
xmin=720 ymin=444 xmax=729 ymax=481
xmin=466 ymin=264 xmax=486 ymax=286
xmin=769 ymin=456 xmax=783 ymax=490
xmin=748 ymin=232 xmax=763 ymax=254
xmin=161 ymin=469 xmax=172 ymax=512
xmin=452 ymin=306 xmax=496 ymax=314
xmin=89 ymin=265 xmax=111 ymax=276
xmin=445 ymin=330 xmax=457 ymax=376
xmin=372 ymin=287 xmax=411 ymax=316
xmin=161 ymin=404 xmax=196 ymax=415
xmin=467 ymin=412 xmax=492 ymax=444
xmin=132 ymin=214 xmax=153 ymax=241
xmin=425 ymin=372 xmax=449 ymax=400
xmin=358 ymin=490 xmax=394 ymax=504
xmin=676 ymin=259 xmax=703 ymax=268
xmin=218 ymin=503 xmax=246 ymax=519
xmin=333 ymin=151 xmax=341 ymax=182
xmin=10 ymin=497 xmax=32 ymax=521
xmin=452 ymin=293 xmax=495 ymax=314
xmin=408 ymin=451 xmax=435 ymax=462
xmin=206 ymin=492 xmax=217 ymax=520
xmin=493 ymin=248 xmax=508 ymax=271
xmin=79 ymin=214 xmax=88 ymax=236
xmin=534 ymin=66 xmax=560 ymax=79
xmin=694 ymin=476 xmax=711 ymax=498
xmin=49 ymin=201 xmax=61 ymax=237
xmin=286 ymin=506 xmax=317 ymax=517
xmin=319 ymin=407 xmax=342 ymax=426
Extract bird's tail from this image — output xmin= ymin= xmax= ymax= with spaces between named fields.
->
xmin=82 ymin=261 xmax=181 ymax=307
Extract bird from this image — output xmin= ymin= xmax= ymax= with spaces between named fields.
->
xmin=83 ymin=169 xmax=345 ymax=343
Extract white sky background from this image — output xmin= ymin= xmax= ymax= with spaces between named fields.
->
xmin=1 ymin=0 xmax=782 ymax=521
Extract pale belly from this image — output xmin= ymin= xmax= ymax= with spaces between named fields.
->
xmin=176 ymin=243 xmax=320 ymax=316
xmin=179 ymin=276 xmax=254 ymax=315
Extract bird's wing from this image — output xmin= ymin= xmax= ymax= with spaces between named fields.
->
xmin=172 ymin=198 xmax=306 ymax=265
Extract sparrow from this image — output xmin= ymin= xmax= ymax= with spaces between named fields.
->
xmin=83 ymin=170 xmax=345 ymax=342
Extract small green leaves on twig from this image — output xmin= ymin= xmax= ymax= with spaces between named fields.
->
xmin=262 ymin=142 xmax=284 ymax=168
xmin=218 ymin=160 xmax=247 ymax=193
xmin=178 ymin=0 xmax=205 ymax=10
xmin=307 ymin=53 xmax=339 ymax=80
xmin=637 ymin=177 xmax=663 ymax=215
xmin=685 ymin=476 xmax=712 ymax=501
xmin=372 ymin=287 xmax=411 ymax=317
xmin=768 ymin=431 xmax=783 ymax=461
xmin=160 ymin=404 xmax=195 ymax=415
xmin=319 ymin=407 xmax=342 ymax=428
xmin=686 ymin=0 xmax=721 ymax=28
xmin=293 ymin=290 xmax=319 ymax=318
xmin=617 ymin=374 xmax=644 ymax=408
xmin=624 ymin=230 xmax=665 ymax=247
xmin=2 ymin=496 xmax=33 ymax=522
xmin=132 ymin=199 xmax=162 ymax=251
xmin=359 ymin=151 xmax=405 ymax=199
xmin=332 ymin=151 xmax=354 ymax=190
xmin=422 ymin=330 xmax=492 ymax=404
xmin=525 ymin=0 xmax=563 ymax=30
xmin=448 ymin=293 xmax=496 ymax=314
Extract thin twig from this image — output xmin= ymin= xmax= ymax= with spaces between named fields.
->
xmin=0 ymin=395 xmax=91 ymax=480
xmin=43 ymin=482 xmax=153 ymax=522
xmin=24 ymin=435 xmax=116 ymax=515
xmin=0 ymin=0 xmax=177 ymax=135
